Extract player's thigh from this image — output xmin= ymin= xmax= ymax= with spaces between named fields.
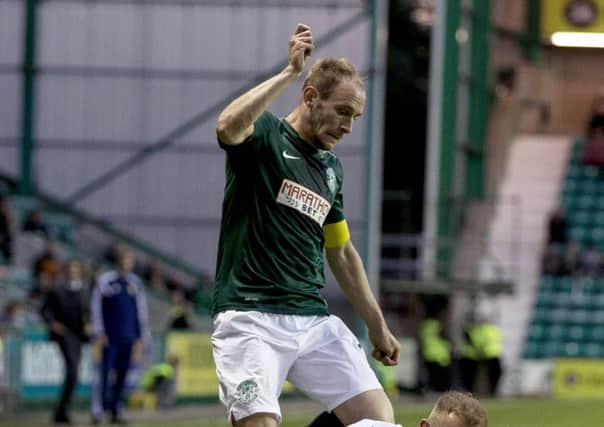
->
xmin=212 ymin=312 xmax=292 ymax=423
xmin=333 ymin=388 xmax=395 ymax=425
xmin=287 ymin=318 xmax=383 ymax=413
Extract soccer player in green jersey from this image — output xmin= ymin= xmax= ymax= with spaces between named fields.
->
xmin=212 ymin=23 xmax=400 ymax=427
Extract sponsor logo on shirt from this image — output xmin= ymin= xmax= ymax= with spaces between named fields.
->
xmin=276 ymin=179 xmax=331 ymax=225
xmin=282 ymin=150 xmax=301 ymax=160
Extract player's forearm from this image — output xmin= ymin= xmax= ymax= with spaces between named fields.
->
xmin=326 ymin=242 xmax=388 ymax=332
xmin=216 ymin=65 xmax=301 ymax=145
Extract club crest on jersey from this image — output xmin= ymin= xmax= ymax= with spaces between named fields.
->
xmin=326 ymin=167 xmax=336 ymax=195
xmin=276 ymin=179 xmax=331 ymax=225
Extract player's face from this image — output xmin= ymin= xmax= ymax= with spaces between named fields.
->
xmin=309 ymin=80 xmax=365 ymax=151
xmin=67 ymin=261 xmax=82 ymax=281
xmin=118 ymin=251 xmax=135 ymax=273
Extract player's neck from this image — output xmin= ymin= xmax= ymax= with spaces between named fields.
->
xmin=285 ymin=106 xmax=315 ymax=147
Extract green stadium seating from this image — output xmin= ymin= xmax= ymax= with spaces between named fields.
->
xmin=523 ymin=138 xmax=604 ymax=360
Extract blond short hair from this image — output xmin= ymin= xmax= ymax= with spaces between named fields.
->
xmin=303 ymin=57 xmax=365 ymax=100
xmin=431 ymin=391 xmax=487 ymax=427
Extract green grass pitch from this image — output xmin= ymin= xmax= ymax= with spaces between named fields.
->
xmin=1 ymin=397 xmax=602 ymax=426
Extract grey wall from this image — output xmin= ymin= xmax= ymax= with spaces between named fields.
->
xmin=0 ymin=1 xmax=384 ymax=291
xmin=0 ymin=1 xmax=23 ymax=176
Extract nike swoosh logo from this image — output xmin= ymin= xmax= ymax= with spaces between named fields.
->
xmin=282 ymin=150 xmax=301 ymax=160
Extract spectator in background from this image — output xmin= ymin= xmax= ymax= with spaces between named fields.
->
xmin=547 ymin=208 xmax=568 ymax=245
xmin=142 ymin=259 xmax=167 ymax=292
xmin=0 ymin=196 xmax=14 ymax=265
xmin=563 ymin=240 xmax=581 ymax=276
xmin=167 ymin=288 xmax=192 ymax=331
xmin=29 ymin=270 xmax=56 ymax=311
xmin=459 ymin=311 xmax=502 ymax=397
xmin=587 ymin=94 xmax=604 ymax=143
xmin=582 ymin=94 xmax=604 ymax=167
xmin=419 ymin=296 xmax=453 ymax=392
xmin=22 ymin=209 xmax=49 ymax=237
xmin=103 ymin=243 xmax=122 ymax=266
xmin=103 ymin=243 xmax=145 ymax=277
xmin=90 ymin=247 xmax=148 ymax=425
xmin=541 ymin=244 xmax=565 ymax=277
xmin=578 ymin=243 xmax=602 ymax=278
xmin=40 ymin=259 xmax=91 ymax=425
xmin=32 ymin=240 xmax=61 ymax=279
xmin=139 ymin=355 xmax=180 ymax=409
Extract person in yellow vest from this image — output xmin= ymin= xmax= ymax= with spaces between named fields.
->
xmin=460 ymin=315 xmax=503 ymax=396
xmin=419 ymin=317 xmax=453 ymax=392
xmin=140 ymin=355 xmax=179 ymax=408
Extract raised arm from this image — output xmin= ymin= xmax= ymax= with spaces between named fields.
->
xmin=216 ymin=23 xmax=314 ymax=145
xmin=326 ymin=240 xmax=400 ymax=366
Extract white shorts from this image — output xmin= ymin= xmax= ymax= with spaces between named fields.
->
xmin=211 ymin=310 xmax=382 ymax=423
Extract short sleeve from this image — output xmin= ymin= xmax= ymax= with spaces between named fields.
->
xmin=218 ymin=111 xmax=280 ymax=155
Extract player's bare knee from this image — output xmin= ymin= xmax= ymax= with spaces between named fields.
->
xmin=333 ymin=389 xmax=395 ymax=424
xmin=232 ymin=412 xmax=279 ymax=427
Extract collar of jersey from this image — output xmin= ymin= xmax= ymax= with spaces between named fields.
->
xmin=280 ymin=118 xmax=321 ymax=157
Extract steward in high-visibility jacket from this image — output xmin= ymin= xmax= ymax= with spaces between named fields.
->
xmin=420 ymin=318 xmax=451 ymax=366
xmin=419 ymin=318 xmax=453 ymax=391
xmin=140 ymin=355 xmax=179 ymax=408
xmin=141 ymin=362 xmax=175 ymax=391
xmin=465 ymin=323 xmax=503 ymax=361
xmin=460 ymin=322 xmax=503 ymax=395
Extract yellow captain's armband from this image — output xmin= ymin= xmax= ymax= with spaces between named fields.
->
xmin=323 ymin=220 xmax=350 ymax=249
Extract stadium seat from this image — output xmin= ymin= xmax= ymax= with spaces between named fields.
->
xmin=567 ymin=325 xmax=586 ymax=341
xmin=569 ymin=210 xmax=590 ymax=226
xmin=561 ymin=342 xmax=581 ymax=357
xmin=520 ymin=137 xmax=604 ymax=361
xmin=542 ymin=341 xmax=563 ymax=358
xmin=522 ymin=341 xmax=540 ymax=359
xmin=584 ymin=343 xmax=604 ymax=358
xmin=527 ymin=323 xmax=546 ymax=341
xmin=546 ymin=324 xmax=566 ymax=340
xmin=588 ymin=326 xmax=604 ymax=341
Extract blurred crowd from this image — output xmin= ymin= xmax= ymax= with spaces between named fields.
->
xmin=0 ymin=197 xmax=197 ymax=335
xmin=541 ymin=208 xmax=604 ymax=278
xmin=0 ymin=196 xmax=199 ymax=422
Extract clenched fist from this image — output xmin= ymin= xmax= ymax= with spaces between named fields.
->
xmin=288 ymin=23 xmax=314 ymax=75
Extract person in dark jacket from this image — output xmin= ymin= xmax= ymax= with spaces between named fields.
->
xmin=167 ymin=288 xmax=192 ymax=331
xmin=40 ymin=259 xmax=90 ymax=425
xmin=0 ymin=196 xmax=14 ymax=264
xmin=22 ymin=209 xmax=49 ymax=237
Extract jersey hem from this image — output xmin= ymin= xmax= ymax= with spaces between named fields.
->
xmin=212 ymin=304 xmax=329 ymax=317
